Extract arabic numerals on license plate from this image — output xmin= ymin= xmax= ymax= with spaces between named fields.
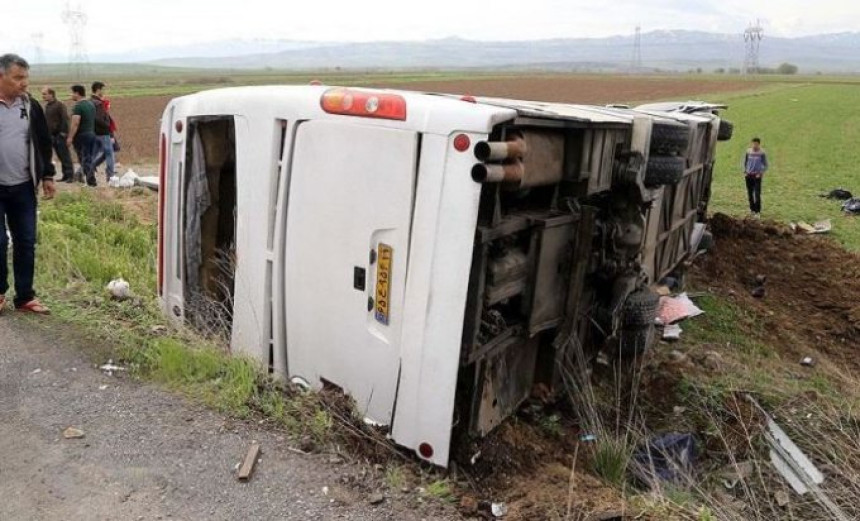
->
xmin=375 ymin=244 xmax=393 ymax=325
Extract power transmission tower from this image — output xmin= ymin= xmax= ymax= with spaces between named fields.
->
xmin=743 ymin=20 xmax=764 ymax=75
xmin=62 ymin=2 xmax=89 ymax=79
xmin=31 ymin=32 xmax=44 ymax=65
xmin=631 ymin=26 xmax=643 ymax=73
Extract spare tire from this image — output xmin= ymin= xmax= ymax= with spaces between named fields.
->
xmin=644 ymin=155 xmax=686 ymax=186
xmin=718 ymin=119 xmax=734 ymax=141
xmin=650 ymin=122 xmax=690 ymax=155
xmin=622 ymin=288 xmax=660 ymax=327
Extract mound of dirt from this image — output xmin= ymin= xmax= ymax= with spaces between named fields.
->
xmin=694 ymin=213 xmax=860 ymax=370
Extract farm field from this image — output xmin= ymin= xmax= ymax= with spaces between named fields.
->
xmin=93 ymin=74 xmax=768 ymax=163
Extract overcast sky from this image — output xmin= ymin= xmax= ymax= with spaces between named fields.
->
xmin=2 ymin=0 xmax=858 ymax=56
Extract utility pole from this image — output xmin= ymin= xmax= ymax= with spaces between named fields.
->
xmin=31 ymin=32 xmax=44 ymax=65
xmin=631 ymin=25 xmax=643 ymax=73
xmin=743 ymin=20 xmax=764 ymax=76
xmin=62 ymin=2 xmax=89 ymax=80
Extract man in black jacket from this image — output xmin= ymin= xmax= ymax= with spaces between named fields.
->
xmin=41 ymin=86 xmax=75 ymax=182
xmin=0 ymin=53 xmax=55 ymax=314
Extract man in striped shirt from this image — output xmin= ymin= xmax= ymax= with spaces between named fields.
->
xmin=743 ymin=137 xmax=769 ymax=219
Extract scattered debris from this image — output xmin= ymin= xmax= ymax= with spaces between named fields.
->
xmin=662 ymin=323 xmax=682 ymax=341
xmin=790 ymin=220 xmax=831 ymax=234
xmin=632 ymin=433 xmax=697 ymax=486
xmin=755 ymin=274 xmax=767 ymax=285
xmin=368 ymin=492 xmax=385 ymax=505
xmin=327 ymin=454 xmax=344 ymax=465
xmin=31 ymin=368 xmax=42 ymax=374
xmin=655 ymin=293 xmax=704 ymax=325
xmin=99 ymin=360 xmax=127 ymax=375
xmin=98 ymin=385 xmax=108 ymax=390
xmin=672 ymin=406 xmax=687 ymax=415
xmin=237 ymin=442 xmax=261 ymax=481
xmin=820 ymin=188 xmax=853 ymax=200
xmin=470 ymin=450 xmax=482 ymax=466
xmin=800 ymin=357 xmax=815 ymax=367
xmin=579 ymin=433 xmax=598 ymax=442
xmin=747 ymin=396 xmax=850 ymax=521
xmin=63 ymin=427 xmax=85 ymax=439
xmin=118 ymin=169 xmax=140 ymax=188
xmin=751 ymin=286 xmax=766 ymax=299
xmin=775 ymin=490 xmax=791 ymax=507
xmin=720 ymin=460 xmax=754 ymax=489
xmin=137 ymin=176 xmax=160 ymax=191
xmin=106 ymin=278 xmax=131 ymax=300
xmin=843 ymin=198 xmax=860 ymax=214
xmin=491 ymin=502 xmax=508 ymax=517
xmin=322 ymin=486 xmax=329 ymax=496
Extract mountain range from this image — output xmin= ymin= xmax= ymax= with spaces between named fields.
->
xmin=49 ymin=30 xmax=860 ymax=73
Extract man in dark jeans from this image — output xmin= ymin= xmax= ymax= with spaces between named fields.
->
xmin=40 ymin=86 xmax=75 ymax=182
xmin=0 ymin=54 xmax=56 ymax=314
xmin=67 ymin=84 xmax=99 ymax=186
xmin=742 ymin=137 xmax=769 ymax=219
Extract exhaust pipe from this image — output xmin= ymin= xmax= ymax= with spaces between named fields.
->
xmin=471 ymin=160 xmax=525 ymax=184
xmin=474 ymin=133 xmax=527 ymax=162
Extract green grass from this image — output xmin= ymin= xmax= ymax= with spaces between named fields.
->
xmin=32 ymin=188 xmax=336 ymax=444
xmin=711 ymin=83 xmax=860 ymax=250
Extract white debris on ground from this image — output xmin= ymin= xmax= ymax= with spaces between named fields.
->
xmin=109 ymin=169 xmax=141 ymax=188
xmin=790 ymin=219 xmax=832 ymax=234
xmin=106 ymin=278 xmax=131 ymax=299
xmin=656 ymin=292 xmax=704 ymax=326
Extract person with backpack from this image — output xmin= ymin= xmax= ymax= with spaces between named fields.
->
xmin=67 ymin=84 xmax=99 ymax=186
xmin=90 ymin=81 xmax=116 ymax=181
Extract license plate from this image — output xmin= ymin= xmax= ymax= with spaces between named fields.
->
xmin=374 ymin=243 xmax=393 ymax=325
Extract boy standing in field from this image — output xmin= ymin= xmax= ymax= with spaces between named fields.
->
xmin=742 ymin=137 xmax=769 ymax=219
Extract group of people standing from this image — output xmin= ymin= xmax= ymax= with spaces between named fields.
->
xmin=41 ymin=80 xmax=119 ymax=187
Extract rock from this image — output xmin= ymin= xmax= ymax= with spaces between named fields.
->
xmin=672 ymin=406 xmax=687 ymax=415
xmin=702 ymin=351 xmax=723 ymax=371
xmin=459 ymin=495 xmax=478 ymax=514
xmin=150 ymin=325 xmax=168 ymax=335
xmin=668 ymin=350 xmax=688 ymax=364
xmin=775 ymin=490 xmax=790 ymax=507
xmin=755 ymin=274 xmax=767 ymax=285
xmin=63 ymin=427 xmax=85 ymax=439
xmin=368 ymin=492 xmax=385 ymax=505
xmin=751 ymin=286 xmax=765 ymax=299
xmin=327 ymin=455 xmax=344 ymax=465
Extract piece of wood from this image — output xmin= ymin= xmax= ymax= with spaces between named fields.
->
xmin=237 ymin=443 xmax=261 ymax=481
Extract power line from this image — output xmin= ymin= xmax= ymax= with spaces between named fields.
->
xmin=743 ymin=20 xmax=764 ymax=75
xmin=62 ymin=2 xmax=89 ymax=79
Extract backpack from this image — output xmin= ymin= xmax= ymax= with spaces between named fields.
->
xmin=93 ymin=98 xmax=111 ymax=135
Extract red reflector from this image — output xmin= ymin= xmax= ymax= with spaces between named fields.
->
xmin=175 ymin=120 xmax=183 ymax=133
xmin=418 ymin=442 xmax=434 ymax=459
xmin=157 ymin=133 xmax=167 ymax=297
xmin=460 ymin=95 xmax=477 ymax=103
xmin=321 ymin=88 xmax=407 ymax=121
xmin=453 ymin=134 xmax=471 ymax=152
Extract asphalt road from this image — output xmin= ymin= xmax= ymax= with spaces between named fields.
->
xmin=0 ymin=314 xmax=453 ymax=520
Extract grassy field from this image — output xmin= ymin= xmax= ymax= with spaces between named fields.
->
xmin=712 ymin=83 xmax=860 ymax=250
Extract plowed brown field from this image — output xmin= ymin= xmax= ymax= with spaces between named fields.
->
xmin=108 ymin=77 xmax=759 ymax=163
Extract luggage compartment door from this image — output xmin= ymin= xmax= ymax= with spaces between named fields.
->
xmin=284 ymin=120 xmax=418 ymax=426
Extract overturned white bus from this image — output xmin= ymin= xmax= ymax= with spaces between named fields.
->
xmin=157 ymin=86 xmax=731 ymax=466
